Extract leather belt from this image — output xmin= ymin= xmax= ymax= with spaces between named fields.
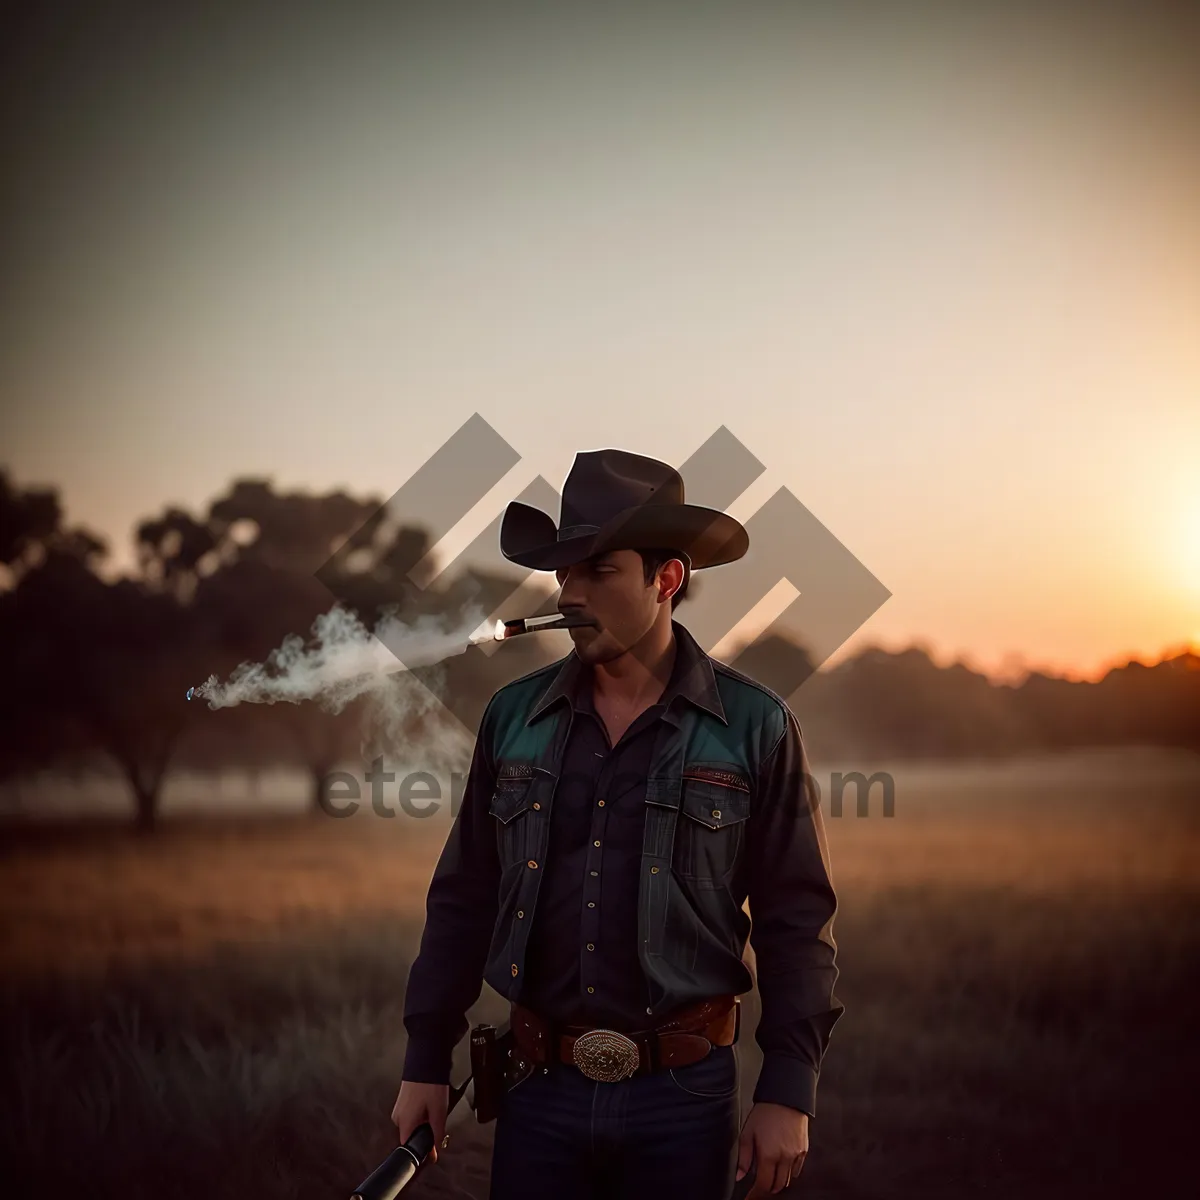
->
xmin=510 ymin=995 xmax=740 ymax=1083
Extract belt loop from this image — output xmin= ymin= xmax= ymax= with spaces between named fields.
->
xmin=646 ymin=1031 xmax=659 ymax=1073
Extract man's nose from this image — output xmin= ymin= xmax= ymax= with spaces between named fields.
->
xmin=558 ymin=573 xmax=589 ymax=610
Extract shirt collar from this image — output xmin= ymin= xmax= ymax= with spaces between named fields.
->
xmin=525 ymin=619 xmax=727 ymax=727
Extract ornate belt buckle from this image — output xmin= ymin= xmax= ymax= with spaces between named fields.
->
xmin=571 ymin=1029 xmax=640 ymax=1082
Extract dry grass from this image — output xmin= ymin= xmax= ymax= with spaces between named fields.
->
xmin=1 ymin=748 xmax=1197 ymax=1199
xmin=0 ymin=813 xmax=447 ymax=975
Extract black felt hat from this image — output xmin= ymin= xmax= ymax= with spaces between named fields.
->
xmin=499 ymin=448 xmax=748 ymax=571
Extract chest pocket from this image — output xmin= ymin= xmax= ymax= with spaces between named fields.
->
xmin=673 ymin=765 xmax=752 ymax=886
xmin=488 ymin=765 xmax=538 ymax=869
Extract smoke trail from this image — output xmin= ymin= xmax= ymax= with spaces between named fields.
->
xmin=189 ymin=603 xmax=492 ymax=711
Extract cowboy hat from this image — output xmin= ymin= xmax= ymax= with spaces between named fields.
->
xmin=499 ymin=448 xmax=748 ymax=572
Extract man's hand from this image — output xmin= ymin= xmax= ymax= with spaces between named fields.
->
xmin=737 ymin=1102 xmax=809 ymax=1195
xmin=390 ymin=1080 xmax=449 ymax=1164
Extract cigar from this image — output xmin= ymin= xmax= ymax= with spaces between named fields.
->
xmin=501 ymin=613 xmax=597 ymax=638
xmin=468 ymin=612 xmax=598 ymax=646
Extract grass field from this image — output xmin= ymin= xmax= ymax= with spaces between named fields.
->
xmin=1 ymin=747 xmax=1197 ymax=1199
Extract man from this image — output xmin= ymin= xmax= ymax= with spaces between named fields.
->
xmin=392 ymin=449 xmax=843 ymax=1198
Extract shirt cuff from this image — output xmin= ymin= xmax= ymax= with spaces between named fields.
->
xmin=753 ymin=1052 xmax=819 ymax=1118
xmin=401 ymin=1034 xmax=455 ymax=1084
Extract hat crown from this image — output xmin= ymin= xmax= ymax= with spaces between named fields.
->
xmin=558 ymin=450 xmax=684 ymax=535
xmin=498 ymin=445 xmax=748 ymax=571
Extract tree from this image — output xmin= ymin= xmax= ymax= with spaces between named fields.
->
xmin=135 ymin=507 xmax=218 ymax=604
xmin=0 ymin=473 xmax=117 ymax=803
xmin=0 ymin=468 xmax=107 ymax=584
xmin=0 ymin=469 xmax=62 ymax=582
xmin=5 ymin=552 xmax=203 ymax=830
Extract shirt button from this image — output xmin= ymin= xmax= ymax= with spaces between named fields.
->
xmin=527 ymin=860 xmax=538 ymax=869
xmin=650 ymin=865 xmax=659 ymax=874
xmin=590 ymin=870 xmax=598 ymax=877
xmin=646 ymin=1007 xmax=653 ymax=1015
xmin=587 ymin=902 xmax=595 ymax=908
xmin=712 ymin=809 xmax=721 ymax=819
xmin=593 ymin=840 xmax=600 ymax=847
xmin=586 ymin=943 xmax=594 ymax=951
xmin=533 ymin=802 xmax=541 ymax=810
xmin=517 ymin=910 xmax=525 ymax=918
xmin=597 ymin=799 xmax=605 ymax=807
xmin=588 ymin=987 xmax=595 ymax=994
xmin=511 ymin=964 xmax=518 ymax=976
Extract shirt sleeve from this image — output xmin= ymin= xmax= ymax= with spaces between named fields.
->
xmin=746 ymin=704 xmax=844 ymax=1118
xmin=401 ymin=697 xmax=503 ymax=1083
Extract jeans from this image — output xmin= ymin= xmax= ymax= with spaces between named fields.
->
xmin=488 ymin=1042 xmax=742 ymax=1200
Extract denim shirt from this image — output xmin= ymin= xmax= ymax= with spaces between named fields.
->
xmin=402 ymin=620 xmax=844 ymax=1117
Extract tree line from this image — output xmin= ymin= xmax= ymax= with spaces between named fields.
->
xmin=1 ymin=468 xmax=1195 ymax=830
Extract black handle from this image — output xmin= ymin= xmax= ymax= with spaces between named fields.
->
xmin=404 ymin=1120 xmax=435 ymax=1163
xmin=349 ymin=1076 xmax=471 ymax=1198
xmin=349 ymin=1132 xmax=424 ymax=1200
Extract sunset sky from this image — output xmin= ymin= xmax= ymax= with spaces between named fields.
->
xmin=3 ymin=1 xmax=1198 ymax=682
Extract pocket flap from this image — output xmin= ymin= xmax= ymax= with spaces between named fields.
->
xmin=679 ymin=776 xmax=751 ymax=829
xmin=489 ymin=774 xmax=534 ymax=824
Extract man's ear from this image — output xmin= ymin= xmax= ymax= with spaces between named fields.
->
xmin=657 ymin=558 xmax=685 ymax=604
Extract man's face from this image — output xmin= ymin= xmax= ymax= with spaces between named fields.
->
xmin=555 ymin=548 xmax=673 ymax=664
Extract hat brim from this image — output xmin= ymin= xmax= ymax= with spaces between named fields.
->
xmin=500 ymin=500 xmax=748 ymax=572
